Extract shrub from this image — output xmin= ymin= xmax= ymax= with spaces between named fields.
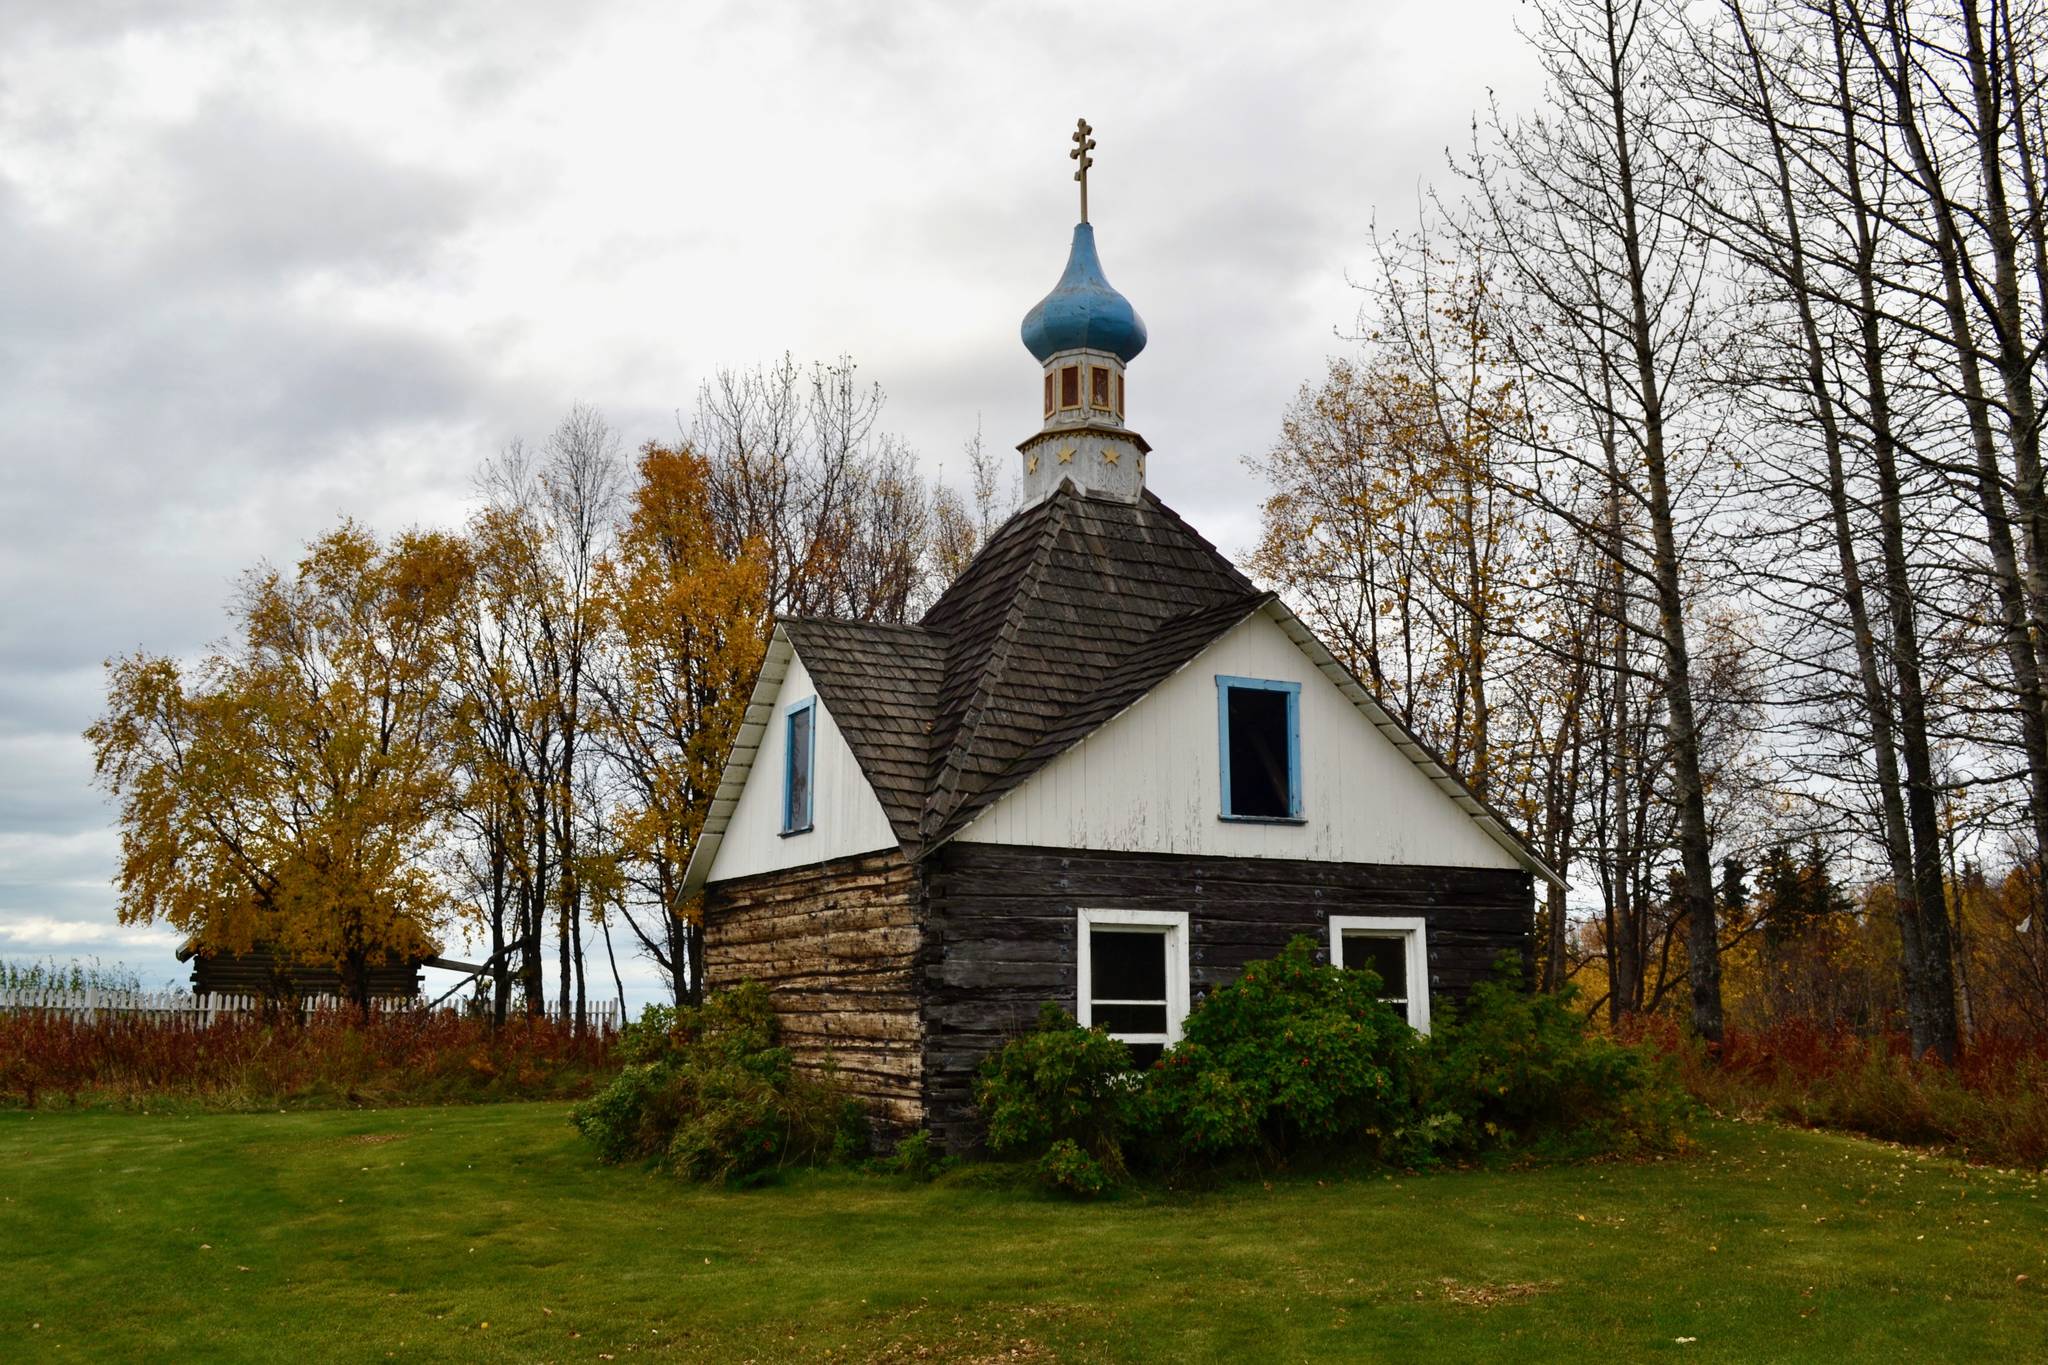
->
xmin=1425 ymin=960 xmax=1691 ymax=1158
xmin=877 ymin=1129 xmax=949 ymax=1182
xmin=1140 ymin=937 xmax=1424 ymax=1164
xmin=971 ymin=941 xmax=1691 ymax=1185
xmin=973 ymin=1002 xmax=1138 ymax=1184
xmin=570 ymin=983 xmax=860 ymax=1185
xmin=0 ymin=1006 xmax=615 ymax=1111
xmin=1648 ymin=1017 xmax=2048 ymax=1168
xmin=1037 ymin=1137 xmax=1114 ymax=1198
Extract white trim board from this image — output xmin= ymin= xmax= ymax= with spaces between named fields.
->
xmin=1075 ymin=907 xmax=1191 ymax=1048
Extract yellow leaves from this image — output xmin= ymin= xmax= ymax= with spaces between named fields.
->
xmin=592 ymin=445 xmax=769 ymax=896
xmin=88 ymin=522 xmax=465 ymax=992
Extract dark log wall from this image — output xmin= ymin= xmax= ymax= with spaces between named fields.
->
xmin=921 ymin=842 xmax=1534 ymax=1148
xmin=701 ymin=849 xmax=926 ymax=1132
xmin=189 ymin=949 xmax=422 ymax=1000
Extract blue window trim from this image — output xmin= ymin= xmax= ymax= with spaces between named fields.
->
xmin=780 ymin=697 xmax=817 ymax=836
xmin=1216 ymin=675 xmax=1304 ymax=823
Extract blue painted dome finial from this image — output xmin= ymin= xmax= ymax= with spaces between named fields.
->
xmin=1021 ymin=121 xmax=1146 ymax=365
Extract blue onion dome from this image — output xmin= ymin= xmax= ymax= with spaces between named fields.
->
xmin=1020 ymin=223 xmax=1147 ymax=364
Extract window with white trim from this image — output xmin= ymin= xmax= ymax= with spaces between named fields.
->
xmin=1076 ymin=908 xmax=1190 ymax=1068
xmin=1329 ymin=915 xmax=1430 ymax=1032
xmin=781 ymin=698 xmax=815 ymax=835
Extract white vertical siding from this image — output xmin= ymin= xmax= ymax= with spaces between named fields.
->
xmin=703 ymin=652 xmax=899 ymax=883
xmin=956 ymin=611 xmax=1521 ymax=870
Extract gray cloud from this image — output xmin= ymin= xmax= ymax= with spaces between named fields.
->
xmin=0 ymin=0 xmax=1543 ymax=1001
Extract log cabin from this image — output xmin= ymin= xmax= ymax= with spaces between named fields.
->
xmin=176 ymin=940 xmax=432 ymax=1002
xmin=681 ymin=138 xmax=1564 ymax=1148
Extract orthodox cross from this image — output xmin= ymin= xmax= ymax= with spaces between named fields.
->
xmin=1070 ymin=118 xmax=1096 ymax=223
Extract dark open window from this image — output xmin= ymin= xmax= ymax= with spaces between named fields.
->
xmin=782 ymin=699 xmax=815 ymax=834
xmin=1116 ymin=372 xmax=1125 ymax=416
xmin=1331 ymin=917 xmax=1429 ymax=1030
xmin=1089 ymin=929 xmax=1168 ymax=1035
xmin=1078 ymin=910 xmax=1187 ymax=1069
xmin=1218 ymin=676 xmax=1300 ymax=820
xmin=1341 ymin=931 xmax=1407 ymax=1005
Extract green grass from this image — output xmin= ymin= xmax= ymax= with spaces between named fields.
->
xmin=1 ymin=1107 xmax=2043 ymax=1362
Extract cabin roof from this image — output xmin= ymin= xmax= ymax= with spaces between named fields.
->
xmin=683 ymin=481 xmax=1563 ymax=890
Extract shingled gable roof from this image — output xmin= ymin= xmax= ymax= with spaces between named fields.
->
xmin=683 ymin=480 xmax=1564 ymax=890
xmin=915 ymin=482 xmax=1265 ymax=846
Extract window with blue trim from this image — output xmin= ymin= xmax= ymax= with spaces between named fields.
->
xmin=1216 ymin=676 xmax=1301 ymax=821
xmin=782 ymin=698 xmax=816 ymax=835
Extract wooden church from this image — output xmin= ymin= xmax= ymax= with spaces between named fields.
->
xmin=681 ymin=125 xmax=1562 ymax=1148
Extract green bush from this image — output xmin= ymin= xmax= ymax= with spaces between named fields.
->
xmin=971 ymin=941 xmax=1691 ymax=1186
xmin=571 ymin=984 xmax=861 ymax=1185
xmin=1140 ymin=937 xmax=1424 ymax=1164
xmin=1037 ymin=1137 xmax=1114 ymax=1198
xmin=1424 ymin=958 xmax=1692 ymax=1158
xmin=973 ymin=1002 xmax=1137 ymax=1186
xmin=876 ymin=1129 xmax=949 ymax=1182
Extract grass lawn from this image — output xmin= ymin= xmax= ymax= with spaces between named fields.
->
xmin=1 ymin=1106 xmax=2043 ymax=1362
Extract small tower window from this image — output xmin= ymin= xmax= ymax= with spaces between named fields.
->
xmin=782 ymin=698 xmax=815 ymax=835
xmin=1090 ymin=365 xmax=1111 ymax=410
xmin=1044 ymin=372 xmax=1055 ymax=418
xmin=1060 ymin=365 xmax=1080 ymax=410
xmin=1216 ymin=676 xmax=1302 ymax=821
xmin=1116 ymin=372 xmax=1125 ymax=416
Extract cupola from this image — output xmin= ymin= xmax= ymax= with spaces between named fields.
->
xmin=1017 ymin=119 xmax=1151 ymax=508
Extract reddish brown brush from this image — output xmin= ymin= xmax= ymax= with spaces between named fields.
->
xmin=0 ymin=1007 xmax=617 ymax=1111
xmin=1624 ymin=1014 xmax=2048 ymax=1169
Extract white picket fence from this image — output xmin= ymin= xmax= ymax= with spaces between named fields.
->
xmin=0 ymin=985 xmax=619 ymax=1031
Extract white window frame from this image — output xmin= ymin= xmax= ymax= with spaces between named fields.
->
xmin=1328 ymin=914 xmax=1430 ymax=1033
xmin=1076 ymin=908 xmax=1191 ymax=1049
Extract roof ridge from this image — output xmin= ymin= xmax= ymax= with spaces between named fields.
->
xmin=1140 ymin=488 xmax=1260 ymax=595
xmin=782 ymin=615 xmax=940 ymax=635
xmin=918 ymin=588 xmax=1274 ymax=850
xmin=921 ymin=483 xmax=1077 ymax=838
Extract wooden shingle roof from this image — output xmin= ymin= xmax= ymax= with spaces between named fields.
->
xmin=684 ymin=480 xmax=1563 ymax=888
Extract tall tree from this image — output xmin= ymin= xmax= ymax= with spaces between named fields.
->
xmin=88 ymin=524 xmax=470 ymax=1010
xmin=590 ymin=443 xmax=768 ymax=1006
xmin=1464 ymin=0 xmax=1733 ymax=1039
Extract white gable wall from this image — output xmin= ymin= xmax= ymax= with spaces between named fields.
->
xmin=955 ymin=611 xmax=1521 ymax=869
xmin=703 ymin=651 xmax=899 ymax=884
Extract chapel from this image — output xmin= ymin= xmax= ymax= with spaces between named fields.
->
xmin=681 ymin=122 xmax=1560 ymax=1147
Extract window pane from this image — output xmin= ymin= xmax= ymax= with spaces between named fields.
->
xmin=1043 ymin=372 xmax=1055 ymax=416
xmin=1091 ymin=366 xmax=1111 ymax=408
xmin=1342 ymin=931 xmax=1408 ymax=1001
xmin=1226 ymin=686 xmax=1292 ymax=817
xmin=1061 ymin=365 xmax=1080 ymax=407
xmin=1093 ymin=1002 xmax=1169 ymax=1034
xmin=1090 ymin=928 xmax=1167 ymax=1002
xmin=786 ymin=707 xmax=812 ymax=829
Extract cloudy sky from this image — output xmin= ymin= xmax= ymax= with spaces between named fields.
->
xmin=0 ymin=0 xmax=1544 ymax=1003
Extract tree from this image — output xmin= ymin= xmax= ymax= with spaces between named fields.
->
xmin=1463 ymin=0 xmax=1733 ymax=1040
xmin=590 ymin=443 xmax=768 ymax=1006
xmin=87 ymin=524 xmax=469 ymax=1010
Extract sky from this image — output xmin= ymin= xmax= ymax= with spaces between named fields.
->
xmin=0 ymin=0 xmax=1546 ymax=1008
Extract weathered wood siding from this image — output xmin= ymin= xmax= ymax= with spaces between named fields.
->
xmin=702 ymin=850 xmax=926 ymax=1132
xmin=921 ymin=841 xmax=1533 ymax=1148
xmin=702 ymin=650 xmax=900 ymax=885
xmin=955 ymin=609 xmax=1526 ymax=872
xmin=189 ymin=948 xmax=421 ymax=1000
